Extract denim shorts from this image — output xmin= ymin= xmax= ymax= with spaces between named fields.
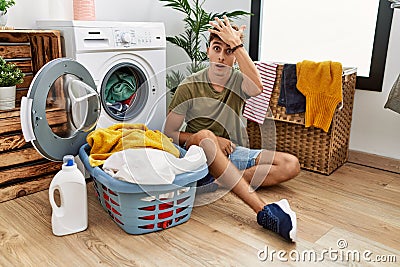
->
xmin=176 ymin=144 xmax=262 ymax=170
xmin=229 ymin=146 xmax=262 ymax=170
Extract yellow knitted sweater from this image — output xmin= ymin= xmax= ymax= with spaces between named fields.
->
xmin=86 ymin=123 xmax=180 ymax=167
xmin=296 ymin=60 xmax=342 ymax=132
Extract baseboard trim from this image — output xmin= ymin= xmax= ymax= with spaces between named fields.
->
xmin=348 ymin=150 xmax=400 ymax=174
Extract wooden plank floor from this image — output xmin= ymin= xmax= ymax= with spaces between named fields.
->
xmin=0 ymin=163 xmax=399 ymax=266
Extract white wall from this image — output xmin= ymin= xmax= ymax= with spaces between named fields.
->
xmin=6 ymin=0 xmax=399 ymax=160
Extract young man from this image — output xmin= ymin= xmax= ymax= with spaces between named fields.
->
xmin=164 ymin=16 xmax=299 ymax=242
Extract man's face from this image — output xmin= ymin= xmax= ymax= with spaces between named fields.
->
xmin=207 ymin=39 xmax=236 ymax=77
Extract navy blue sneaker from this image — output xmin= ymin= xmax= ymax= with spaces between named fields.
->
xmin=257 ymin=199 xmax=297 ymax=242
xmin=197 ymin=173 xmax=215 ymax=186
xmin=195 ymin=173 xmax=219 ymax=194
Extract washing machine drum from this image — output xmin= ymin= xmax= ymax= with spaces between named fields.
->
xmin=100 ymin=63 xmax=148 ymax=122
xmin=20 ymin=58 xmax=101 ymax=161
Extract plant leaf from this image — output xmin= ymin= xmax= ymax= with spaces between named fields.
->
xmin=166 ymin=69 xmax=186 ymax=93
xmin=159 ymin=0 xmax=192 ymax=15
xmin=167 ymin=29 xmax=197 ymax=61
xmin=210 ymin=10 xmax=253 ymax=20
xmin=186 ymin=61 xmax=207 ymax=74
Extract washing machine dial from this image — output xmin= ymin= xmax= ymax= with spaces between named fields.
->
xmin=120 ymin=32 xmax=132 ymax=44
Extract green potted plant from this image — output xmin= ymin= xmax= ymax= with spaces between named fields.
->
xmin=0 ymin=56 xmax=24 ymax=110
xmin=0 ymin=0 xmax=15 ymax=26
xmin=159 ymin=0 xmax=251 ymax=93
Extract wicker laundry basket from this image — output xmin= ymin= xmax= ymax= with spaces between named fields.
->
xmin=247 ymin=65 xmax=357 ymax=175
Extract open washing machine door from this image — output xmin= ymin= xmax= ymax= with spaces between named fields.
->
xmin=20 ymin=58 xmax=101 ymax=161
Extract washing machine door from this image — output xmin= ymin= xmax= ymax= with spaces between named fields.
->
xmin=20 ymin=58 xmax=101 ymax=161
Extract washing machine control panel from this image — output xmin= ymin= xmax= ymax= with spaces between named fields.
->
xmin=114 ymin=28 xmax=159 ymax=48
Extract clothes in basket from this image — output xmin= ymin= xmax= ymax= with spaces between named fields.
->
xmin=102 ymin=145 xmax=206 ymax=185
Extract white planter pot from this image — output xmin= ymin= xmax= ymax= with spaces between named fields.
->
xmin=0 ymin=11 xmax=8 ymax=27
xmin=0 ymin=85 xmax=16 ymax=110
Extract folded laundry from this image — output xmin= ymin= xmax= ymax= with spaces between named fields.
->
xmin=384 ymin=73 xmax=400 ymax=115
xmin=103 ymin=145 xmax=206 ymax=185
xmin=296 ymin=60 xmax=342 ymax=132
xmin=86 ymin=123 xmax=180 ymax=167
xmin=278 ymin=64 xmax=306 ymax=114
xmin=243 ymin=62 xmax=278 ymax=124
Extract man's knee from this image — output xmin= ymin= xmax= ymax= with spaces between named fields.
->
xmin=284 ymin=154 xmax=300 ymax=180
xmin=187 ymin=129 xmax=217 ymax=147
xmin=197 ymin=129 xmax=216 ymax=138
xmin=259 ymin=151 xmax=300 ymax=181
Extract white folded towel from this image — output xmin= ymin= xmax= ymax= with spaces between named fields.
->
xmin=102 ymin=145 xmax=207 ymax=185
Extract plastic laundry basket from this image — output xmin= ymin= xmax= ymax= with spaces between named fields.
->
xmin=79 ymin=144 xmax=209 ymax=234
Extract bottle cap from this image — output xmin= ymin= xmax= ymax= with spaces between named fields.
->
xmin=63 ymin=155 xmax=75 ymax=166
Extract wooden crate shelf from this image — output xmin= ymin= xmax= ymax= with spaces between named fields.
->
xmin=0 ymin=30 xmax=63 ymax=202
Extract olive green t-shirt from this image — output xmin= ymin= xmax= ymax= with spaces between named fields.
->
xmin=168 ymin=68 xmax=250 ymax=146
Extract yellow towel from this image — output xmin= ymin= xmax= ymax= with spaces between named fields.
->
xmin=86 ymin=123 xmax=180 ymax=167
xmin=296 ymin=60 xmax=342 ymax=132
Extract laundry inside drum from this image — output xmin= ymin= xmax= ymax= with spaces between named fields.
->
xmin=102 ymin=64 xmax=149 ymax=121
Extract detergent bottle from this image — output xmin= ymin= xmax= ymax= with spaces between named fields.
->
xmin=49 ymin=155 xmax=88 ymax=236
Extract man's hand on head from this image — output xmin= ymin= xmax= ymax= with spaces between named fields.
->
xmin=208 ymin=15 xmax=245 ymax=48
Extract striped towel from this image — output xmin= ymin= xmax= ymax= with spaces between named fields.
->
xmin=243 ymin=62 xmax=278 ymax=124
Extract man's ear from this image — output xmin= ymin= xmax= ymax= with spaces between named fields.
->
xmin=206 ymin=47 xmax=210 ymax=58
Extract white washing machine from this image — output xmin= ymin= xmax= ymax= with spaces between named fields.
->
xmin=19 ymin=21 xmax=166 ymax=161
xmin=37 ymin=20 xmax=166 ymax=131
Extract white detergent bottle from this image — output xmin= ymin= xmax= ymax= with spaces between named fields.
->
xmin=49 ymin=155 xmax=88 ymax=236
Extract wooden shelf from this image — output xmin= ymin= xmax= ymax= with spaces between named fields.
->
xmin=0 ymin=30 xmax=63 ymax=202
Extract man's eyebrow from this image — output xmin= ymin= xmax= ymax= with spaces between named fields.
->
xmin=211 ymin=41 xmax=224 ymax=46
